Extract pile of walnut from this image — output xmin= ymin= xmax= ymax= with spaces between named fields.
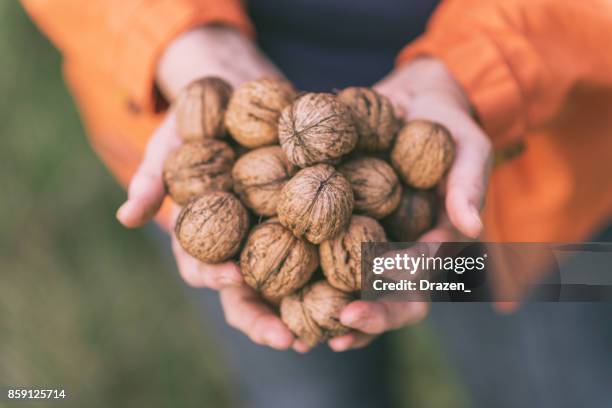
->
xmin=164 ymin=77 xmax=455 ymax=347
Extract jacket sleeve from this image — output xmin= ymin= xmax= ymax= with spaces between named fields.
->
xmin=21 ymin=0 xmax=253 ymax=112
xmin=398 ymin=0 xmax=612 ymax=147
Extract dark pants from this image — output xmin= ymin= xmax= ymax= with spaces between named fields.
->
xmin=189 ymin=290 xmax=393 ymax=408
xmin=429 ymin=225 xmax=612 ymax=408
xmin=155 ymin=226 xmax=612 ymax=408
xmin=432 ymin=302 xmax=612 ymax=408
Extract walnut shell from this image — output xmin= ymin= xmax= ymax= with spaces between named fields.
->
xmin=320 ymin=215 xmax=387 ymax=293
xmin=163 ymin=140 xmax=235 ymax=205
xmin=175 ymin=77 xmax=233 ymax=142
xmin=175 ymin=191 xmax=249 ymax=263
xmin=240 ymin=218 xmax=318 ymax=301
xmin=278 ymin=93 xmax=358 ymax=167
xmin=225 ymin=78 xmax=296 ymax=148
xmin=382 ymin=188 xmax=439 ymax=242
xmin=337 ymin=87 xmax=400 ymax=152
xmin=277 ymin=164 xmax=354 ymax=244
xmin=391 ymin=120 xmax=455 ymax=189
xmin=280 ymin=281 xmax=352 ymax=347
xmin=339 ymin=157 xmax=402 ymax=219
xmin=232 ymin=146 xmax=297 ymax=216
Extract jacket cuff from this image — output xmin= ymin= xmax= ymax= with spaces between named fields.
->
xmin=397 ymin=29 xmax=527 ymax=148
xmin=115 ymin=0 xmax=253 ymax=114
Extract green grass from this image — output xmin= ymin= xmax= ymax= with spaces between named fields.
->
xmin=0 ymin=3 xmax=465 ymax=407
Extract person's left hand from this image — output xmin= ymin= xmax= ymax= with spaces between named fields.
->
xmin=327 ymin=58 xmax=494 ymax=352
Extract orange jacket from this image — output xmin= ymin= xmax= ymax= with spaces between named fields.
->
xmin=22 ymin=0 xmax=612 ymax=241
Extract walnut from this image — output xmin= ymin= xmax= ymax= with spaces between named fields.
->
xmin=382 ymin=188 xmax=439 ymax=242
xmin=391 ymin=120 xmax=455 ymax=189
xmin=278 ymin=93 xmax=358 ymax=167
xmin=175 ymin=191 xmax=249 ymax=263
xmin=240 ymin=218 xmax=318 ymax=301
xmin=232 ymin=146 xmax=297 ymax=216
xmin=320 ymin=215 xmax=387 ymax=292
xmin=338 ymin=157 xmax=402 ymax=219
xmin=337 ymin=87 xmax=400 ymax=152
xmin=280 ymin=281 xmax=353 ymax=347
xmin=277 ymin=164 xmax=354 ymax=244
xmin=175 ymin=77 xmax=233 ymax=142
xmin=225 ymin=78 xmax=296 ymax=148
xmin=163 ymin=140 xmax=235 ymax=205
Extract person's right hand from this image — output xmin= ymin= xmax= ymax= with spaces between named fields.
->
xmin=116 ymin=26 xmax=298 ymax=350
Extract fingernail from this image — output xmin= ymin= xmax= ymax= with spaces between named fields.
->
xmin=470 ymin=208 xmax=483 ymax=237
xmin=116 ymin=202 xmax=129 ymax=222
xmin=341 ymin=310 xmax=365 ymax=327
xmin=330 ymin=338 xmax=350 ymax=352
xmin=266 ymin=327 xmax=291 ymax=349
xmin=292 ymin=341 xmax=310 ymax=354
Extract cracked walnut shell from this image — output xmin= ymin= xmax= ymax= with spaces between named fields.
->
xmin=382 ymin=188 xmax=439 ymax=242
xmin=240 ymin=218 xmax=318 ymax=301
xmin=232 ymin=146 xmax=297 ymax=216
xmin=337 ymin=87 xmax=400 ymax=152
xmin=320 ymin=215 xmax=387 ymax=292
xmin=280 ymin=281 xmax=353 ymax=347
xmin=225 ymin=78 xmax=296 ymax=148
xmin=277 ymin=164 xmax=354 ymax=244
xmin=339 ymin=157 xmax=402 ymax=219
xmin=175 ymin=77 xmax=233 ymax=142
xmin=278 ymin=93 xmax=358 ymax=167
xmin=391 ymin=120 xmax=455 ymax=189
xmin=175 ymin=191 xmax=249 ymax=263
xmin=163 ymin=140 xmax=235 ymax=205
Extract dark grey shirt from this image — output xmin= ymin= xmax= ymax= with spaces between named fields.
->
xmin=248 ymin=0 xmax=440 ymax=91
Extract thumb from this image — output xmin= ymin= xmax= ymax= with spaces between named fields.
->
xmin=444 ymin=130 xmax=492 ymax=239
xmin=116 ymin=113 xmax=181 ymax=228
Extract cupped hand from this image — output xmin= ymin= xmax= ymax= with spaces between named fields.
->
xmin=116 ymin=26 xmax=296 ymax=350
xmin=328 ymin=58 xmax=494 ymax=352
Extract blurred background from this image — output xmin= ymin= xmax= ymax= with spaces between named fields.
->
xmin=0 ymin=3 xmax=466 ymax=407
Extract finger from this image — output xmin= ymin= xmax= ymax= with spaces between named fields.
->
xmin=116 ymin=113 xmax=182 ymax=228
xmin=418 ymin=213 xmax=462 ymax=243
xmin=292 ymin=340 xmax=311 ymax=354
xmin=444 ymin=132 xmax=492 ymax=239
xmin=172 ymin=235 xmax=243 ymax=289
xmin=328 ymin=332 xmax=376 ymax=352
xmin=170 ymin=203 xmax=182 ymax=227
xmin=493 ymin=301 xmax=520 ymax=314
xmin=220 ymin=285 xmax=294 ymax=350
xmin=340 ymin=300 xmax=428 ymax=335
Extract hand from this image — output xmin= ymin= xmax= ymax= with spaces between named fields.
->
xmin=116 ymin=26 xmax=297 ymax=350
xmin=328 ymin=58 xmax=494 ymax=352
